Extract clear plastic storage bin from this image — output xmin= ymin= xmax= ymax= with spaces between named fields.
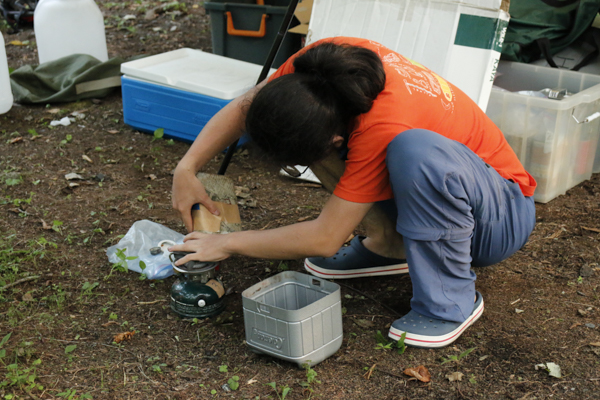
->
xmin=487 ymin=61 xmax=600 ymax=203
xmin=242 ymin=271 xmax=343 ymax=367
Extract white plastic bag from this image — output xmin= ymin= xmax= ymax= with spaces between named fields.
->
xmin=106 ymin=220 xmax=184 ymax=279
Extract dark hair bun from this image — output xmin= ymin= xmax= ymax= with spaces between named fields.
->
xmin=245 ymin=42 xmax=386 ymax=166
xmin=293 ymin=42 xmax=386 ymax=115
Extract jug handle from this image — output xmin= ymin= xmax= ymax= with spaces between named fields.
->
xmin=226 ymin=12 xmax=268 ymax=38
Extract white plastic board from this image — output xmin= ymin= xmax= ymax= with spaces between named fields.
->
xmin=120 ymin=48 xmax=274 ymax=100
xmin=306 ymin=0 xmax=509 ymax=111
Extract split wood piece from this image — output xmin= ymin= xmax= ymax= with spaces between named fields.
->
xmin=193 ymin=173 xmax=242 ymax=234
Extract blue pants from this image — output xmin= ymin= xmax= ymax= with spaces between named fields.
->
xmin=385 ymin=129 xmax=536 ymax=322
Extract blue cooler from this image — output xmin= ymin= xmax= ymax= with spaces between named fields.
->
xmin=120 ymin=48 xmax=274 ymax=145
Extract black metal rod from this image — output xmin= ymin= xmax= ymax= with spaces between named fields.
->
xmin=218 ymin=0 xmax=300 ymax=176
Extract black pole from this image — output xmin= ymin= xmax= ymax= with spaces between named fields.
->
xmin=217 ymin=0 xmax=300 ymax=176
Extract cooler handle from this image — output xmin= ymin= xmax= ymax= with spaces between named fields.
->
xmin=226 ymin=11 xmax=267 ymax=38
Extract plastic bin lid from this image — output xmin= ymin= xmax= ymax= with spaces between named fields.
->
xmin=120 ymin=48 xmax=275 ymax=100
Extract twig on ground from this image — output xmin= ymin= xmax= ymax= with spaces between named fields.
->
xmin=364 ymin=364 xmax=376 ymax=380
xmin=564 ymin=301 xmax=597 ymax=309
xmin=0 ymin=275 xmax=40 ymax=291
xmin=136 ymin=299 xmax=167 ymax=305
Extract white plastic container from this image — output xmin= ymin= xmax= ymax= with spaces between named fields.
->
xmin=307 ymin=0 xmax=509 ymax=110
xmin=0 ymin=32 xmax=13 ymax=114
xmin=487 ymin=61 xmax=600 ymax=203
xmin=34 ymin=0 xmax=108 ymax=64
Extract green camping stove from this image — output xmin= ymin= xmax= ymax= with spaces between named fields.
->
xmin=169 ymin=251 xmax=226 ymax=318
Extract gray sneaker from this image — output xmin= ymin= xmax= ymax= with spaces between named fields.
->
xmin=304 ymin=236 xmax=408 ymax=279
xmin=388 ymin=291 xmax=484 ymax=348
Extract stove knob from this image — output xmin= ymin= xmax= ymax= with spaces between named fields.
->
xmin=198 ymin=299 xmax=206 ymax=307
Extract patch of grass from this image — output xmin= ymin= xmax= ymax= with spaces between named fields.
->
xmin=374 ymin=330 xmax=406 ymax=354
xmin=440 ymin=347 xmax=476 ymax=365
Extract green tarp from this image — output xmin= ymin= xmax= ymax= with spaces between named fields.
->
xmin=10 ymin=54 xmax=124 ymax=104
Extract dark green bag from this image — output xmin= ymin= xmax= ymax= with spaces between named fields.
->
xmin=502 ymin=0 xmax=600 ymax=66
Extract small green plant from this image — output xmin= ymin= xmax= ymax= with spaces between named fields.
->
xmin=278 ymin=261 xmax=289 ymax=271
xmin=300 ymin=363 xmax=321 ymax=398
xmin=108 ymin=312 xmax=118 ymax=321
xmin=107 ymin=248 xmax=136 ymax=278
xmin=80 ymin=282 xmax=99 ymax=299
xmin=218 ymin=364 xmax=228 ymax=373
xmin=0 ymin=332 xmax=11 ymax=360
xmin=4 ymin=176 xmax=23 ymax=186
xmin=153 ymin=128 xmax=164 ymax=141
xmin=440 ymin=347 xmax=476 ymax=365
xmin=52 ymin=220 xmax=63 ymax=233
xmin=64 ymin=344 xmax=77 ymax=363
xmin=57 ymin=388 xmax=93 ymax=399
xmin=60 ymin=134 xmax=73 ymax=146
xmin=266 ymin=382 xmax=291 ymax=400
xmin=1 ymin=358 xmax=44 ymax=395
xmin=374 ymin=330 xmax=406 ymax=354
xmin=227 ymin=376 xmax=240 ymax=390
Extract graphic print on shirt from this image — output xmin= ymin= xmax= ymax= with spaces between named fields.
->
xmin=381 ymin=52 xmax=455 ymax=112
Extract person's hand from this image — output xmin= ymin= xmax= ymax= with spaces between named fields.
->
xmin=169 ymin=232 xmax=231 ymax=264
xmin=172 ymin=164 xmax=220 ymax=232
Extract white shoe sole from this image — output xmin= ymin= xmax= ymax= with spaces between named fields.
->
xmin=304 ymin=258 xmax=409 ymax=279
xmin=388 ymin=298 xmax=485 ymax=348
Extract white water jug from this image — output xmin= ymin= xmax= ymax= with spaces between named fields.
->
xmin=0 ymin=33 xmax=13 ymax=114
xmin=34 ymin=0 xmax=108 ymax=64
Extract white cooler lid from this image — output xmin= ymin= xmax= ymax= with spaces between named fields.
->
xmin=121 ymin=48 xmax=275 ymax=100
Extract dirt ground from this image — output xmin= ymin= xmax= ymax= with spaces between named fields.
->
xmin=1 ymin=2 xmax=599 ymax=399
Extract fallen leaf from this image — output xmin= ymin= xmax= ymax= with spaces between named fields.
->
xmin=46 ymin=108 xmax=62 ymax=114
xmin=82 ymin=155 xmax=93 ymax=163
xmin=65 ymin=173 xmax=84 ymax=180
xmin=146 ymin=174 xmax=157 ymax=180
xmin=353 ymin=319 xmax=375 ymax=329
xmin=9 ymin=40 xmax=24 ymax=45
xmin=569 ymin=322 xmax=582 ymax=330
xmin=247 ymin=378 xmax=258 ymax=385
xmin=10 ymin=137 xmax=23 ymax=144
xmin=404 ymin=365 xmax=431 ymax=382
xmin=536 ymin=362 xmax=561 ymax=378
xmin=41 ymin=219 xmax=51 ymax=230
xmin=102 ymin=321 xmax=119 ymax=327
xmin=479 ymin=355 xmax=489 ymax=361
xmin=22 ymin=292 xmax=34 ymax=302
xmin=113 ymin=331 xmax=135 ymax=343
xmin=578 ymin=309 xmax=588 ymax=316
xmin=590 ymin=342 xmax=600 ymax=347
xmin=515 ymin=308 xmax=524 ymax=314
xmin=446 ymin=371 xmax=463 ymax=382
xmin=107 ymin=130 xmax=119 ymax=134
xmin=546 ymin=227 xmax=566 ymax=239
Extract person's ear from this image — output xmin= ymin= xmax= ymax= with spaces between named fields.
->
xmin=332 ymin=135 xmax=345 ymax=148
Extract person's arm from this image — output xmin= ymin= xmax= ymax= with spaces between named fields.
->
xmin=169 ymin=195 xmax=373 ymax=263
xmin=172 ymin=80 xmax=267 ymax=232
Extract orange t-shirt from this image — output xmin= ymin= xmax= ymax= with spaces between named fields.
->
xmin=268 ymin=37 xmax=536 ymax=202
